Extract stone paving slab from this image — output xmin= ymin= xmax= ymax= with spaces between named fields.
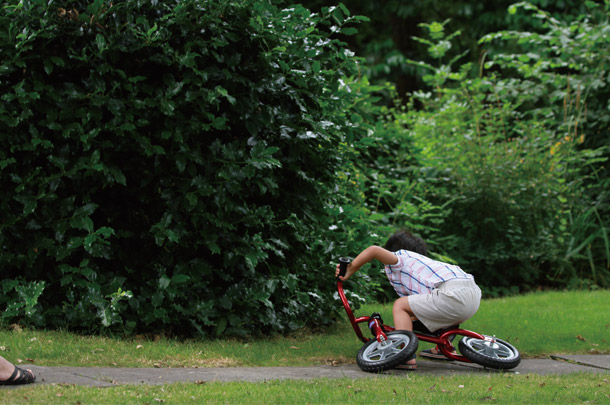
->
xmin=12 ymin=356 xmax=607 ymax=387
xmin=549 ymin=355 xmax=610 ymax=370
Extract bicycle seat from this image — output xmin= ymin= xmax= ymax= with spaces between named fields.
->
xmin=412 ymin=320 xmax=459 ymax=337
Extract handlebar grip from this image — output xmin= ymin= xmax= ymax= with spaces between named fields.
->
xmin=338 ymin=257 xmax=351 ymax=279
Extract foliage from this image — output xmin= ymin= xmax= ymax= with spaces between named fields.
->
xmin=0 ymin=0 xmax=381 ymax=336
xmin=480 ymin=1 xmax=610 ymax=287
xmin=293 ymin=0 xmax=609 ymax=296
xmin=1 ymin=290 xmax=607 ymax=370
xmin=400 ymin=2 xmax=610 ymax=294
xmin=296 ymin=0 xmax=591 ymax=96
xmin=327 ymin=77 xmax=448 ymax=302
xmin=2 ymin=0 xmax=608 ymax=337
xmin=1 ymin=279 xmax=45 ymax=323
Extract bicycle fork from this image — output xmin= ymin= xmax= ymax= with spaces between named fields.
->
xmin=368 ymin=313 xmax=388 ymax=344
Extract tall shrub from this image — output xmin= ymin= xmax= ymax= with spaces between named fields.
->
xmin=0 ymin=0 xmax=374 ymax=335
xmin=330 ymin=78 xmax=448 ymax=303
xmin=480 ymin=1 xmax=610 ymax=288
xmin=299 ymin=0 xmax=589 ymax=96
xmin=401 ymin=11 xmax=609 ymax=295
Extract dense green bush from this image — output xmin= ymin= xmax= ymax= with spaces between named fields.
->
xmin=299 ymin=1 xmax=609 ymax=298
xmin=481 ymin=1 xmax=610 ymax=288
xmin=0 ymin=0 xmax=381 ymax=335
xmin=328 ymin=78 xmax=448 ymax=302
xmin=397 ymin=3 xmax=609 ymax=294
xmin=2 ymin=0 xmax=607 ymax=336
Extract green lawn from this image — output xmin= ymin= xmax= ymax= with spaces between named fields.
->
xmin=0 ymin=290 xmax=608 ymax=370
xmin=361 ymin=289 xmax=610 ymax=356
xmin=464 ymin=290 xmax=610 ymax=355
xmin=0 ymin=290 xmax=609 ymax=404
xmin=1 ymin=374 xmax=609 ymax=404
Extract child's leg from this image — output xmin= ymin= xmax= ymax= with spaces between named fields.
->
xmin=393 ymin=297 xmax=418 ymax=367
xmin=392 ymin=296 xmax=417 ymax=331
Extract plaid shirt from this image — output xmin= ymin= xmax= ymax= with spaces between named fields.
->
xmin=384 ymin=249 xmax=473 ymax=296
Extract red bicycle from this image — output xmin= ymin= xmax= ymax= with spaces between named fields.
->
xmin=337 ymin=257 xmax=521 ymax=373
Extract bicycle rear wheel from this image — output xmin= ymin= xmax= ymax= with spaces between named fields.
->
xmin=458 ymin=335 xmax=521 ymax=370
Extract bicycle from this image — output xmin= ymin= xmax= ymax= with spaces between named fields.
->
xmin=337 ymin=257 xmax=521 ymax=373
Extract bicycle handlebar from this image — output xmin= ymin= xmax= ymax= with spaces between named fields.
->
xmin=338 ymin=257 xmax=351 ymax=280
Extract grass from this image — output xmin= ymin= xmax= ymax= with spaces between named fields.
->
xmin=0 ymin=290 xmax=609 ymax=403
xmin=1 ymin=373 xmax=609 ymax=403
xmin=464 ymin=290 xmax=610 ymax=355
xmin=361 ymin=289 xmax=610 ymax=356
xmin=0 ymin=290 xmax=608 ymax=370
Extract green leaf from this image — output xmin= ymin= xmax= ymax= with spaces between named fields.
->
xmin=147 ymin=23 xmax=158 ymax=38
xmin=87 ymin=0 xmax=104 ymax=14
xmin=159 ymin=276 xmax=171 ymax=289
xmin=43 ymin=59 xmax=53 ymax=75
xmin=95 ymin=227 xmax=115 ymax=238
xmin=23 ymin=199 xmax=37 ymax=216
xmin=296 ymin=291 xmax=310 ymax=305
xmin=70 ymin=216 xmax=94 ymax=232
xmin=172 ymin=274 xmax=190 ymax=284
xmin=215 ymin=317 xmax=227 ymax=336
xmin=50 ymin=56 xmax=64 ymax=66
xmin=208 ymin=242 xmax=221 ymax=254
xmin=244 ymin=253 xmax=258 ymax=270
xmin=95 ymin=34 xmax=106 ymax=51
xmin=340 ymin=27 xmax=358 ymax=36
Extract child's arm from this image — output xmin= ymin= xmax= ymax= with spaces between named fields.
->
xmin=335 ymin=246 xmax=398 ymax=281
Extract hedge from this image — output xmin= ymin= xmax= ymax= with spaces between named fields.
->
xmin=0 ymin=0 xmax=377 ymax=336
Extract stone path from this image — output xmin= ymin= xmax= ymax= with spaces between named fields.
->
xmin=11 ymin=355 xmax=609 ymax=387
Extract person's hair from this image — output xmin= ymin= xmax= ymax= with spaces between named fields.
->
xmin=384 ymin=230 xmax=428 ymax=256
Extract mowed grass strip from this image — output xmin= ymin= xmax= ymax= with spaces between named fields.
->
xmin=0 ymin=290 xmax=608 ymax=369
xmin=1 ymin=373 xmax=609 ymax=404
xmin=359 ymin=289 xmax=610 ymax=356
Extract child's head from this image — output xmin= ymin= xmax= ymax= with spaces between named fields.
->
xmin=384 ymin=230 xmax=428 ymax=256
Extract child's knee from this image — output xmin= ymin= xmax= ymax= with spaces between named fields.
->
xmin=393 ymin=296 xmax=406 ymax=310
xmin=393 ymin=296 xmax=414 ymax=316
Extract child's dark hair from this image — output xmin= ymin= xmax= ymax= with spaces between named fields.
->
xmin=384 ymin=230 xmax=428 ymax=256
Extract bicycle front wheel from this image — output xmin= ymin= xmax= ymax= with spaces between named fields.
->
xmin=356 ymin=330 xmax=418 ymax=373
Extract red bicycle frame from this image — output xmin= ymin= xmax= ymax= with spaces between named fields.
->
xmin=338 ymin=279 xmax=486 ymax=362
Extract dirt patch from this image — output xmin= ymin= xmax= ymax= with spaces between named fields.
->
xmin=193 ymin=357 xmax=242 ymax=368
xmin=308 ymin=356 xmax=355 ymax=367
xmin=137 ymin=356 xmax=242 ymax=368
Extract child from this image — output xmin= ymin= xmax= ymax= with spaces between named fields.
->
xmin=335 ymin=230 xmax=481 ymax=368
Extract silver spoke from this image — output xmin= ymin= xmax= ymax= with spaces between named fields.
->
xmin=495 ymin=346 xmax=513 ymax=358
xmin=362 ymin=335 xmax=411 ymax=363
xmin=463 ymin=337 xmax=517 ymax=360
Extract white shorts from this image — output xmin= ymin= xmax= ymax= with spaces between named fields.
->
xmin=408 ymin=278 xmax=481 ymax=332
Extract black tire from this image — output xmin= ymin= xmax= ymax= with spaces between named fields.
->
xmin=356 ymin=330 xmax=419 ymax=373
xmin=458 ymin=335 xmax=521 ymax=370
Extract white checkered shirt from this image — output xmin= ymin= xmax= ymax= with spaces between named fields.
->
xmin=384 ymin=249 xmax=473 ymax=296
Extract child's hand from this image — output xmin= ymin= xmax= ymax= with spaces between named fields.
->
xmin=335 ymin=263 xmax=351 ymax=281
